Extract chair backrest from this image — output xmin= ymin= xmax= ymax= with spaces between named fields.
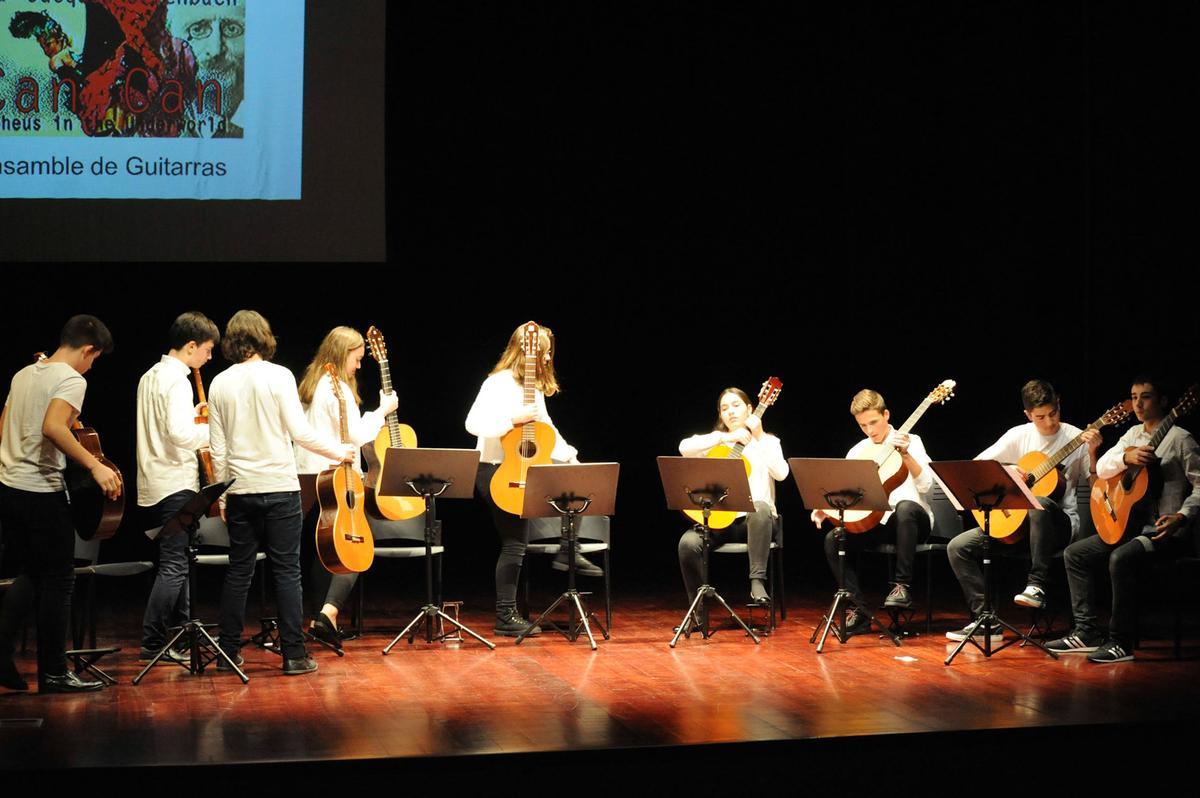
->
xmin=74 ymin=532 xmax=100 ymax=566
xmin=528 ymin=515 xmax=610 ymax=545
xmin=1073 ymin=481 xmax=1096 ymax=542
xmin=370 ymin=514 xmax=440 ymax=546
xmin=928 ymin=482 xmax=963 ymax=541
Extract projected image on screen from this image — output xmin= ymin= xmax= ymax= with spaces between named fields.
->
xmin=0 ymin=0 xmax=303 ymax=199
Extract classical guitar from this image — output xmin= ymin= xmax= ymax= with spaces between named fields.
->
xmin=315 ymin=365 xmax=375 ymax=574
xmin=192 ymin=367 xmax=219 ymax=516
xmin=682 ymin=377 xmax=783 ymax=530
xmin=975 ymin=399 xmax=1133 ymax=543
xmin=840 ymin=380 xmax=956 ymax=533
xmin=34 ymin=352 xmax=124 ymax=541
xmin=361 ymin=325 xmax=423 ymax=520
xmin=1091 ymin=385 xmax=1199 ymax=545
xmin=490 ymin=321 xmax=556 ymax=516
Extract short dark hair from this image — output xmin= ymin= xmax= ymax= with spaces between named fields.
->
xmin=169 ymin=312 xmax=220 ymax=351
xmin=221 ymin=310 xmax=276 ymax=362
xmin=60 ymin=315 xmax=114 ymax=354
xmin=1130 ymin=374 xmax=1169 ymax=403
xmin=1021 ymin=379 xmax=1057 ymax=410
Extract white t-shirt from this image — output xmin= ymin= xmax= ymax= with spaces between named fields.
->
xmin=678 ymin=431 xmax=789 ymax=516
xmin=208 ymin=360 xmax=346 ymax=496
xmin=465 ymin=371 xmax=578 ymax=464
xmin=976 ymin=421 xmax=1089 ymax=535
xmin=0 ymin=361 xmax=87 ymax=493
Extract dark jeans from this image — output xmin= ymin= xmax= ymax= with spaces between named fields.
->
xmin=947 ymin=497 xmax=1071 ymax=617
xmin=476 ymin=462 xmax=528 ymax=613
xmin=1065 ymin=521 xmax=1193 ymax=644
xmin=219 ymin=491 xmax=306 ymax=660
xmin=677 ymin=501 xmax=774 ymax=601
xmin=823 ymin=500 xmax=931 ymax=607
xmin=0 ymin=484 xmax=75 ymax=679
xmin=140 ymin=490 xmax=194 ymax=650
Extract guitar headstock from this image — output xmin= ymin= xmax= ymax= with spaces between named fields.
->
xmin=1097 ymin=399 xmax=1134 ymax=428
xmin=324 ymin=363 xmax=344 ymax=404
xmin=521 ymin=321 xmax=541 ymax=358
xmin=758 ymin=377 xmax=783 ymax=408
xmin=928 ymin=379 xmax=956 ymax=405
xmin=1175 ymin=384 xmax=1200 ymax=419
xmin=365 ymin=326 xmax=387 ymax=363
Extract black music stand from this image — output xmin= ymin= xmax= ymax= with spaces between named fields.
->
xmin=790 ymin=458 xmax=901 ymax=652
xmin=658 ymin=456 xmax=761 ymax=647
xmin=132 ymin=480 xmax=248 ymax=684
xmin=377 ymin=448 xmax=495 ymax=652
xmin=931 ymin=460 xmax=1059 ymax=665
xmin=514 ymin=463 xmax=618 ymax=650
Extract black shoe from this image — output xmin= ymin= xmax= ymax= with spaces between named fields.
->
xmin=41 ymin=671 xmax=103 ymax=693
xmin=216 ymin=652 xmax=245 ymax=672
xmin=843 ymin=609 xmax=872 ymax=636
xmin=0 ymin=655 xmax=28 ymax=691
xmin=283 ymin=655 xmax=318 ymax=675
xmin=551 ymin=547 xmax=604 ymax=577
xmin=495 ymin=610 xmax=541 ymax=637
xmin=139 ymin=646 xmax=190 ymax=665
xmin=310 ymin=613 xmax=343 ymax=650
xmin=883 ymin=583 xmax=912 ymax=609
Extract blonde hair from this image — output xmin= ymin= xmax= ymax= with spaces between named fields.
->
xmin=221 ymin=310 xmax=276 ymax=362
xmin=298 ymin=326 xmax=365 ymax=406
xmin=490 ymin=321 xmax=560 ymax=396
xmin=849 ymin=389 xmax=886 ymax=416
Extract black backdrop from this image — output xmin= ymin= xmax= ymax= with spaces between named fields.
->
xmin=1 ymin=2 xmax=1194 ymax=595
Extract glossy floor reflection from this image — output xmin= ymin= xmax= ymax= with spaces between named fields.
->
xmin=2 ymin=591 xmax=1198 ymax=772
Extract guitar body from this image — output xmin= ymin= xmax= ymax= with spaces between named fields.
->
xmin=65 ymin=426 xmax=124 ymax=542
xmin=362 ymin=423 xmax=424 ymax=520
xmin=1090 ymin=449 xmax=1153 ymax=545
xmin=683 ymin=445 xmax=753 ymax=530
xmin=972 ymin=450 xmax=1066 ymax=544
xmin=490 ymin=421 xmax=556 ymax=516
xmin=315 ymin=465 xmax=375 ymax=574
xmin=841 ymin=446 xmax=908 ymax=533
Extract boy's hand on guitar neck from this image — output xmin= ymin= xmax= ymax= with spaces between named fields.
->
xmin=1124 ymin=445 xmax=1158 ymax=467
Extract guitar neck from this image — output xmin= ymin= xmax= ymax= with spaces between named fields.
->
xmin=376 ymin=355 xmax=405 ymax=448
xmin=1032 ymin=420 xmax=1100 ymax=481
xmin=521 ymin=347 xmax=537 ymax=441
xmin=875 ymin=397 xmax=932 ymax=463
xmin=192 ymin=368 xmax=209 ymax=418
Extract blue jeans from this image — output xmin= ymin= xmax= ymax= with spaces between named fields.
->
xmin=140 ymin=490 xmax=194 ymax=650
xmin=219 ymin=491 xmax=306 ymax=660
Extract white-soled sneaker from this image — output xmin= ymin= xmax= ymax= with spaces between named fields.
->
xmin=1045 ymin=630 xmax=1102 ymax=654
xmin=945 ymin=623 xmax=1004 ymax=644
xmin=1086 ymin=639 xmax=1134 ymax=664
xmin=1013 ymin=585 xmax=1046 ymax=609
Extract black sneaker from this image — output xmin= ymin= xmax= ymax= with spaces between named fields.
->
xmin=1086 ymin=639 xmax=1134 ymax=664
xmin=945 ymin=623 xmax=1003 ymax=644
xmin=216 ymin=652 xmax=245 ymax=672
xmin=495 ymin=610 xmax=542 ymax=637
xmin=843 ymin=609 xmax=872 ymax=636
xmin=551 ymin=547 xmax=604 ymax=577
xmin=40 ymin=671 xmax=103 ymax=693
xmin=139 ymin=646 xmax=190 ymax=665
xmin=883 ymin=583 xmax=912 ymax=609
xmin=1045 ymin=630 xmax=1102 ymax=654
xmin=282 ymin=655 xmax=318 ymax=675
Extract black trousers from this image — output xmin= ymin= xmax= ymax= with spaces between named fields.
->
xmin=823 ymin=500 xmax=931 ymax=606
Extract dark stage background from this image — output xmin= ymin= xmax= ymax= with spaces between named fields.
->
xmin=1 ymin=2 xmax=1194 ymax=593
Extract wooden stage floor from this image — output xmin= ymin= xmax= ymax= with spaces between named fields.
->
xmin=2 ymin=589 xmax=1198 ymax=789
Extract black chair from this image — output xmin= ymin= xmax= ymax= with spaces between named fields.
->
xmin=713 ymin=514 xmax=785 ymax=629
xmin=524 ymin=515 xmax=611 ymax=632
xmin=349 ymin=514 xmax=443 ymax=639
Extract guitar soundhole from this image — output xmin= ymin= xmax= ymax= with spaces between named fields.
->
xmin=518 ymin=441 xmax=539 ymax=458
xmin=345 ymin=491 xmax=356 ymax=510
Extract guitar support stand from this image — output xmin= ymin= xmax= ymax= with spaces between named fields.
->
xmin=516 ymin=495 xmax=610 ymax=650
xmin=384 ymin=479 xmax=495 ymax=653
xmin=670 ymin=494 xmax=761 ymax=648
xmin=945 ymin=492 xmax=1058 ymax=665
xmin=811 ymin=497 xmax=902 ymax=652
